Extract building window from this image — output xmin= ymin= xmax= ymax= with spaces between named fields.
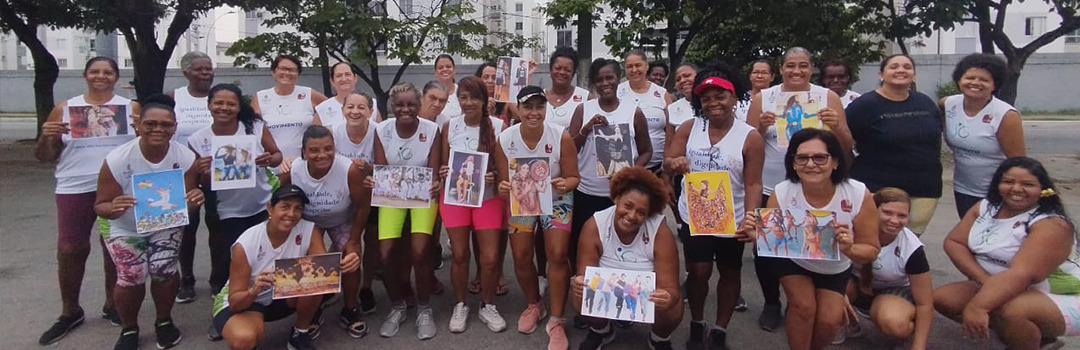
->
xmin=515 ymin=22 xmax=523 ymax=31
xmin=1025 ymin=17 xmax=1046 ymax=36
xmin=58 ymin=58 xmax=67 ymax=68
xmin=56 ymin=38 xmax=67 ymax=49
xmin=557 ymin=30 xmax=573 ymax=48
xmin=124 ymin=58 xmax=133 ymax=67
xmin=245 ymin=11 xmax=256 ymax=19
xmin=515 ymin=3 xmax=523 ymax=12
xmin=401 ymin=0 xmax=413 ymax=14
xmin=1066 ymin=28 xmax=1080 ymax=44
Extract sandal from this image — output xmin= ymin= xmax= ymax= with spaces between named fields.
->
xmin=468 ymin=278 xmax=481 ymax=294
xmin=496 ymin=278 xmax=509 ymax=296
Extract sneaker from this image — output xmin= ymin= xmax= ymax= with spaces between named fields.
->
xmin=707 ymin=328 xmax=728 ymax=350
xmin=358 ymin=288 xmax=377 ymax=314
xmin=545 ymin=318 xmax=569 ymax=350
xmin=114 ymin=327 xmax=139 ymax=350
xmin=308 ymin=306 xmax=324 ymax=339
xmin=1040 ymin=337 xmax=1066 ymax=350
xmin=578 ymin=325 xmax=615 ymax=350
xmin=649 ymin=337 xmax=674 ymax=350
xmin=478 ymin=304 xmax=507 ymax=332
xmin=102 ymin=308 xmax=122 ymax=327
xmin=206 ymin=323 xmax=222 ymax=341
xmin=174 ymin=285 xmax=197 ymax=304
xmin=38 ymin=308 xmax=85 ymax=345
xmin=416 ymin=307 xmax=437 ymax=340
xmin=686 ymin=321 xmax=706 ymax=350
xmin=154 ymin=319 xmax=182 ymax=349
xmin=613 ymin=319 xmax=632 ymax=328
xmin=379 ymin=303 xmax=407 ymax=338
xmin=734 ymin=296 xmax=747 ymax=312
xmin=287 ymin=328 xmax=316 ymax=350
xmin=449 ymin=302 xmax=469 ymax=333
xmin=517 ymin=302 xmax=547 ymax=334
xmin=830 ymin=322 xmax=860 ymax=345
xmin=339 ymin=307 xmax=368 ymax=339
xmin=757 ymin=303 xmax=782 ymax=332
xmin=538 ymin=276 xmax=549 ymax=297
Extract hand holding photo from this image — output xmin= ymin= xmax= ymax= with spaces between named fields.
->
xmin=755 ymin=208 xmax=840 ymax=261
xmin=580 ymin=266 xmax=656 ymax=324
xmin=211 ymin=135 xmax=258 ymax=190
xmin=132 ymin=169 xmax=189 ymax=234
xmin=273 ymin=253 xmax=342 ymax=299
xmin=68 ymin=104 xmax=130 ymax=139
xmin=775 ymin=91 xmax=826 ymax=146
xmin=495 ymin=56 xmax=531 ymax=103
xmin=444 ymin=149 xmax=488 ymax=208
xmin=684 ymin=171 xmax=736 ymax=236
xmin=372 ymin=165 xmax=434 ymax=208
xmin=509 ymin=157 xmax=552 ymax=216
xmin=593 ymin=123 xmax=633 ymax=178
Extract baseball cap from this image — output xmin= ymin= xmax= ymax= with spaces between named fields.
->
xmin=271 ymin=184 xmax=310 ymax=205
xmin=692 ymin=77 xmax=735 ymax=96
xmin=516 ymin=85 xmax=546 ymax=104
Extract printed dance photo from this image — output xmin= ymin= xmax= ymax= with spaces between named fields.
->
xmin=132 ymin=169 xmax=189 ymax=234
xmin=580 ymin=266 xmax=657 ymax=324
xmin=755 ymin=208 xmax=840 ymax=261
xmin=683 ymin=171 xmax=737 ymax=236
xmin=444 ymin=150 xmax=487 ymax=208
xmin=372 ymin=164 xmax=434 ymax=208
xmin=273 ymin=253 xmax=343 ymax=299
xmin=211 ymin=135 xmax=257 ymax=190
xmin=593 ymin=123 xmax=633 ymax=178
xmin=774 ymin=91 xmax=825 ymax=146
xmin=509 ymin=157 xmax=552 ymax=216
xmin=68 ymin=104 xmax=129 ymax=139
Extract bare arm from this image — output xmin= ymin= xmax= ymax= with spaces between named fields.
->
xmin=846 ymin=190 xmax=880 ymax=265
xmin=651 ymin=223 xmax=682 ymax=309
xmin=631 ymin=108 xmax=652 ymax=167
xmin=35 ymin=102 xmax=67 ymax=162
xmin=260 ymin=125 xmax=283 ymax=167
xmin=908 ymin=271 xmax=934 ymax=350
xmin=664 ymin=119 xmax=693 ymax=174
xmin=556 ymin=131 xmax=580 ymax=193
xmin=568 ymin=104 xmax=588 ymax=150
xmin=943 ymin=203 xmax=992 ymax=283
xmin=250 ymin=95 xmax=262 ymax=115
xmin=93 ymin=162 xmax=131 ymax=219
xmin=746 ymin=93 xmax=764 ymax=131
xmin=823 ymin=90 xmax=854 ymax=155
xmin=996 ymin=110 xmax=1026 ymax=157
xmin=967 ymin=218 xmax=1074 ymax=314
xmin=225 ymin=245 xmax=261 ymax=312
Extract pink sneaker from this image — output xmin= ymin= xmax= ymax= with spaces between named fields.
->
xmin=546 ymin=318 xmax=569 ymax=350
xmin=517 ymin=302 xmax=547 ymax=334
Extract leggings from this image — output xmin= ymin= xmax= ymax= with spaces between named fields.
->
xmin=570 ymin=190 xmax=614 ymax=271
xmin=208 ymin=211 xmax=268 ymax=294
xmin=55 ymin=192 xmax=98 ymax=250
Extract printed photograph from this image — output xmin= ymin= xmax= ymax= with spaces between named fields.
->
xmin=774 ymin=91 xmax=825 ymax=146
xmin=755 ymin=209 xmax=840 ymax=261
xmin=273 ymin=253 xmax=342 ymax=299
xmin=580 ymin=266 xmax=656 ymax=324
xmin=372 ymin=165 xmax=434 ymax=208
xmin=69 ymin=104 xmax=130 ymax=139
xmin=593 ymin=123 xmax=633 ymax=178
xmin=211 ymin=135 xmax=257 ymax=190
xmin=132 ymin=169 xmax=189 ymax=234
xmin=509 ymin=157 xmax=552 ymax=216
xmin=684 ymin=171 xmax=737 ymax=236
xmin=444 ymin=149 xmax=488 ymax=208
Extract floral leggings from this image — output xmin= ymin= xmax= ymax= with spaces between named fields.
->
xmin=105 ymin=228 xmax=182 ymax=287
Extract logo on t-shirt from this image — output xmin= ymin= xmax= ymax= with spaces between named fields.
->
xmin=295 ymin=234 xmax=303 ymax=245
xmin=573 ymin=95 xmax=582 ymax=102
xmin=545 ymin=144 xmax=553 ymax=153
xmin=982 ymin=114 xmax=992 ymax=124
xmin=841 ymin=199 xmax=853 ymax=213
xmin=297 ymin=93 xmax=306 ymax=100
xmin=1013 ymin=221 xmax=1024 ymax=229
xmin=894 ymin=245 xmax=901 ymax=257
xmin=653 ymin=91 xmax=661 ymax=98
xmin=172 ymin=162 xmax=180 ymax=169
xmin=257 ymin=246 xmax=266 ymax=261
xmin=419 ymin=133 xmax=427 ymax=142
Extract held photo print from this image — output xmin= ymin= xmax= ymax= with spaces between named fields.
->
xmin=211 ymin=135 xmax=258 ymax=190
xmin=69 ymin=104 xmax=130 ymax=139
xmin=273 ymin=253 xmax=342 ymax=299
xmin=755 ymin=209 xmax=841 ymax=261
xmin=443 ymin=149 xmax=488 ymax=208
xmin=509 ymin=157 xmax=552 ymax=216
xmin=774 ymin=90 xmax=826 ymax=146
xmin=593 ymin=123 xmax=633 ymax=178
xmin=494 ymin=56 xmax=531 ymax=103
xmin=372 ymin=165 xmax=434 ymax=208
xmin=580 ymin=266 xmax=656 ymax=324
xmin=683 ymin=171 xmax=737 ymax=236
xmin=132 ymin=169 xmax=189 ymax=234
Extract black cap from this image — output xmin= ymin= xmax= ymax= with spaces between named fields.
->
xmin=516 ymin=85 xmax=546 ymax=104
xmin=271 ymin=184 xmax=310 ymax=205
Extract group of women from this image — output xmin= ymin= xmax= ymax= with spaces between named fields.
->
xmin=34 ymin=44 xmax=1077 ymax=350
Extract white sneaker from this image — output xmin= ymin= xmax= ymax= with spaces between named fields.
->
xmin=478 ymin=304 xmax=507 ymax=332
xmin=538 ymin=276 xmax=549 ymax=297
xmin=379 ymin=303 xmax=407 ymax=338
xmin=449 ymin=302 xmax=469 ymax=333
xmin=416 ymin=307 xmax=437 ymax=340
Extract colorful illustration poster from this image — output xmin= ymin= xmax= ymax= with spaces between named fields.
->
xmin=273 ymin=253 xmax=342 ymax=299
xmin=774 ymin=91 xmax=826 ymax=146
xmin=68 ymin=104 xmax=130 ymax=139
xmin=372 ymin=165 xmax=434 ymax=208
xmin=509 ymin=157 xmax=552 ymax=216
xmin=755 ymin=209 xmax=840 ymax=261
xmin=593 ymin=123 xmax=633 ymax=178
xmin=684 ymin=171 xmax=737 ymax=236
xmin=211 ymin=135 xmax=257 ymax=190
xmin=580 ymin=266 xmax=656 ymax=324
xmin=494 ymin=56 xmax=530 ymax=103
xmin=443 ymin=149 xmax=488 ymax=208
xmin=132 ymin=169 xmax=189 ymax=234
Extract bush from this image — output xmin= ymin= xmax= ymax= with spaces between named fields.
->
xmin=936 ymin=81 xmax=959 ymax=99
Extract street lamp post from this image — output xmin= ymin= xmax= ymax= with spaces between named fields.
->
xmin=203 ymin=10 xmax=237 ymax=54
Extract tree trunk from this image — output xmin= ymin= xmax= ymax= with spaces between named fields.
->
xmin=30 ymin=47 xmax=59 ymax=139
xmin=665 ymin=18 xmax=680 ymax=91
xmin=998 ymin=54 xmax=1026 ymax=105
xmin=131 ymin=44 xmax=169 ymax=101
xmin=576 ymin=11 xmax=592 ymax=87
xmin=317 ymin=35 xmax=332 ymax=95
xmin=971 ymin=1 xmax=995 ymax=53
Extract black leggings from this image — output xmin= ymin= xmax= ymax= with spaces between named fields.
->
xmin=753 ymin=193 xmax=783 ymax=306
xmin=208 ymin=210 xmax=267 ymax=294
xmin=570 ymin=190 xmax=614 ymax=272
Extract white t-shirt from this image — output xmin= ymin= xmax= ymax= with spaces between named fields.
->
xmin=617 ymin=81 xmax=668 ymax=168
xmin=257 ymin=86 xmax=316 ymax=159
xmin=376 ymin=118 xmax=439 ymax=167
xmin=859 ymin=227 xmax=924 ymax=289
xmin=595 ymin=206 xmax=663 ymax=271
xmin=758 ymin=84 xmax=830 ymax=196
xmin=172 ymin=87 xmax=213 ymax=146
xmin=774 ymin=178 xmax=867 ymax=275
xmin=943 ymin=95 xmax=1014 ymax=197
xmin=667 ymin=98 xmax=695 ymax=128
xmin=734 ymin=99 xmax=751 ymax=124
xmin=677 ymin=118 xmax=753 ymax=226
xmin=968 ymin=200 xmax=1080 ymax=294
xmin=577 ymin=99 xmax=639 ymax=197
xmin=290 ymin=155 xmax=354 ymax=228
xmin=104 ymin=138 xmax=196 ymax=237
xmin=546 ymin=86 xmax=590 ymax=129
xmin=839 ymin=90 xmax=862 ymax=109
xmin=315 ymin=96 xmax=378 ymax=130
xmin=56 ymin=95 xmax=137 ymax=194
xmin=445 ymin=116 xmax=504 ymax=200
xmin=215 ymin=219 xmax=315 ymax=313
xmin=332 ymin=120 xmax=376 ymax=163
xmin=187 ymin=122 xmax=273 ymax=219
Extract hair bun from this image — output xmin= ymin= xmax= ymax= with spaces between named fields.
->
xmin=142 ymin=93 xmax=176 ymax=109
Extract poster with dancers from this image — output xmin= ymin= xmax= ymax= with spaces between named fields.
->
xmin=593 ymin=123 xmax=633 ymax=178
xmin=683 ymin=171 xmax=737 ymax=236
xmin=68 ymin=104 xmax=130 ymax=139
xmin=774 ymin=91 xmax=826 ymax=146
xmin=494 ymin=56 xmax=530 ymax=103
xmin=509 ymin=157 xmax=552 ymax=216
xmin=132 ymin=169 xmax=189 ymax=234
xmin=372 ymin=165 xmax=434 ymax=208
xmin=443 ymin=150 xmax=488 ymax=208
xmin=755 ymin=208 xmax=840 ymax=261
xmin=211 ymin=135 xmax=257 ymax=190
xmin=580 ymin=266 xmax=656 ymax=324
xmin=273 ymin=253 xmax=342 ymax=299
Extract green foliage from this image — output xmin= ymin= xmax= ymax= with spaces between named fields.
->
xmin=935 ymin=81 xmax=959 ymax=100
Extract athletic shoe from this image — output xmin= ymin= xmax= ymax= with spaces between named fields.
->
xmin=758 ymin=303 xmax=782 ymax=332
xmin=830 ymin=321 xmax=861 ymax=345
xmin=578 ymin=325 xmax=615 ymax=350
xmin=545 ymin=318 xmax=569 ymax=350
xmin=613 ymin=319 xmax=632 ymax=328
xmin=648 ymin=337 xmax=674 ymax=350
xmin=734 ymin=296 xmax=748 ymax=312
xmin=102 ymin=308 xmax=122 ymax=326
xmin=686 ymin=322 xmax=706 ymax=350
xmin=154 ymin=319 xmax=182 ymax=349
xmin=113 ymin=327 xmax=139 ymax=350
xmin=1040 ymin=337 xmax=1066 ymax=350
xmin=517 ymin=302 xmax=547 ymax=334
xmin=309 ymin=306 xmax=324 ymax=339
xmin=174 ymin=285 xmax=197 ymax=303
xmin=206 ymin=323 xmax=223 ymax=341
xmin=707 ymin=328 xmax=729 ymax=350
xmin=287 ymin=328 xmax=316 ymax=350
xmin=416 ymin=307 xmax=437 ymax=340
xmin=338 ymin=307 xmax=368 ymax=339
xmin=478 ymin=304 xmax=507 ymax=332
xmin=379 ymin=303 xmax=407 ymax=338
xmin=38 ymin=308 xmax=85 ymax=345
xmin=449 ymin=302 xmax=469 ymax=333
xmin=538 ymin=276 xmax=549 ymax=297
xmin=358 ymin=288 xmax=377 ymax=314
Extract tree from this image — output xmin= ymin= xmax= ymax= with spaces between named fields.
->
xmin=874 ymin=0 xmax=969 ymax=55
xmin=227 ymin=0 xmax=535 ymax=117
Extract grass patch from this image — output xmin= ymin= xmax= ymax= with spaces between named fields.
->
xmin=1020 ymin=108 xmax=1080 ymax=117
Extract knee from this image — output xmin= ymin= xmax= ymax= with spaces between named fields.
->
xmin=224 ymin=327 xmax=262 ymax=350
xmin=933 ymin=292 xmax=965 ymax=318
xmin=546 ymin=247 xmax=569 ymax=266
xmin=410 ymin=251 xmax=430 ymax=267
xmin=875 ymin=314 xmax=913 ymax=339
xmin=58 ymin=242 xmax=91 ymax=256
xmin=687 ymin=264 xmax=712 ymax=281
xmin=479 ymin=250 xmax=499 ymax=270
xmin=786 ymin=296 xmax=817 ymax=320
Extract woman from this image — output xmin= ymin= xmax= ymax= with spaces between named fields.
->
xmin=942 ymin=53 xmax=1026 ymax=217
xmin=571 ymin=167 xmax=683 ymax=350
xmin=666 ymin=62 xmax=764 ymax=350
xmin=94 ymin=94 xmax=203 ymax=350
xmin=735 ymin=59 xmax=775 ymax=123
xmin=819 ymin=60 xmax=862 ymax=108
xmin=251 ymin=54 xmax=328 ymax=162
xmin=434 ymin=54 xmax=462 ymax=118
xmin=935 ymin=157 xmax=1078 ymax=350
xmin=279 ymin=125 xmax=372 ymax=338
xmin=846 ymin=54 xmax=941 ymax=236
xmin=546 ymin=47 xmax=591 ymax=130
xmin=473 ymin=64 xmax=516 ymax=296
xmin=476 ymin=62 xmax=510 ymax=124
xmin=315 ymin=62 xmax=381 ymax=129
xmin=834 ymin=187 xmax=932 ymax=349
xmin=568 ymin=58 xmax=652 ymax=271
xmin=665 ymin=63 xmax=697 ymax=132
xmin=648 ymin=62 xmax=669 ymax=87
xmin=497 ymin=85 xmax=581 ymax=348
xmin=740 ymin=128 xmax=880 ymax=350
xmin=212 ymin=185 xmax=360 ymax=350
xmin=420 ymin=81 xmax=452 ymax=127
xmin=366 ymin=82 xmax=442 ymax=340
xmin=618 ymin=49 xmax=674 ymax=173
xmin=36 ymin=57 xmax=133 ymax=346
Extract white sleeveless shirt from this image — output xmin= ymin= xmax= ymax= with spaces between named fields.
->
xmin=859 ymin=227 xmax=923 ymax=289
xmin=943 ymin=95 xmax=1014 ymax=197
xmin=332 ymin=120 xmax=376 ymax=163
xmin=257 ymin=86 xmax=316 ymax=159
xmin=446 ymin=116 xmax=504 ymax=200
xmin=617 ymin=81 xmax=668 ymax=168
xmin=290 ymin=155 xmax=355 ymax=228
xmin=774 ymin=178 xmax=867 ymax=274
xmin=595 ymin=206 xmax=663 ymax=271
xmin=315 ymin=96 xmax=378 ymax=130
xmin=187 ymin=122 xmax=273 ymax=219
xmin=172 ymin=87 xmax=212 ymax=145
xmin=968 ymin=200 xmax=1080 ymax=294
xmin=758 ymin=84 xmax=831 ymax=195
xmin=578 ymin=99 xmax=639 ymax=197
xmin=500 ymin=122 xmax=564 ymax=182
xmin=56 ymin=95 xmax=137 ymax=194
xmin=443 ymin=86 xmax=463 ymax=118
xmin=104 ymin=138 xmax=196 ymax=237
xmin=677 ymin=118 xmax=753 ymax=225
xmin=839 ymin=90 xmax=861 ymax=109
xmin=546 ymin=86 xmax=590 ymax=129
xmin=376 ymin=118 xmax=439 ymax=167
xmin=667 ymin=98 xmax=694 ymax=128
xmin=217 ymin=219 xmax=315 ymax=312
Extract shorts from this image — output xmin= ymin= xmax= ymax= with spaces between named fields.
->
xmin=681 ymin=224 xmax=745 ymax=267
xmin=56 ymin=192 xmax=98 ymax=249
xmin=770 ymin=257 xmax=850 ymax=295
xmin=874 ymin=286 xmax=914 ymax=304
xmin=323 ymin=223 xmax=352 ymax=252
xmin=104 ymin=228 xmax=182 ymax=287
xmin=953 ymin=191 xmax=982 ymax=218
xmin=509 ymin=191 xmax=573 ymax=233
xmin=212 ymin=299 xmax=295 ymax=334
xmin=1043 ymin=292 xmax=1080 ymax=336
xmin=440 ymin=196 xmax=505 ymax=230
xmin=907 ymin=197 xmax=939 ymax=235
xmin=378 ymin=201 xmax=438 ymax=240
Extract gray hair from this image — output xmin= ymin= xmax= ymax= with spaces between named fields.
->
xmin=389 ymin=82 xmax=421 ymax=104
xmin=344 ymin=91 xmax=374 ymax=109
xmin=624 ymin=49 xmax=647 ymax=61
xmin=180 ymin=51 xmax=212 ymax=72
xmin=782 ymin=47 xmax=813 ymax=64
xmin=422 ymin=80 xmax=447 ymax=95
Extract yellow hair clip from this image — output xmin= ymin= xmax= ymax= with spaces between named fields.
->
xmin=1040 ymin=188 xmax=1057 ymax=198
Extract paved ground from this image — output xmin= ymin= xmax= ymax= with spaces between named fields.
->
xmin=1 ymin=132 xmax=1078 ymax=349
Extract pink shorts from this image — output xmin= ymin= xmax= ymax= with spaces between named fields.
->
xmin=440 ymin=196 xmax=506 ymax=230
xmin=1043 ymin=291 xmax=1080 ymax=336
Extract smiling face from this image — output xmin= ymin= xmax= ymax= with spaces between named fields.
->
xmin=612 ymin=189 xmax=651 ymax=236
xmin=877 ymin=201 xmax=910 ymax=237
xmin=518 ymin=97 xmax=547 ymax=129
xmin=793 ymin=139 xmax=837 ymax=185
xmin=593 ymin=64 xmax=620 ymax=98
xmin=392 ymin=90 xmax=420 ymax=122
xmin=84 ymin=60 xmax=119 ymax=93
xmin=267 ymin=197 xmax=305 ymax=232
xmin=781 ymin=53 xmax=813 ymax=88
xmin=997 ymin=167 xmax=1042 ymax=213
xmin=184 ymin=57 xmax=215 ymax=92
xmin=273 ymin=59 xmax=300 ymax=86
xmin=341 ymin=93 xmax=372 ymax=122
xmin=138 ymin=108 xmax=177 ymax=147
xmin=480 ymin=66 xmax=496 ymax=95
xmin=331 ymin=64 xmax=357 ymax=95
xmin=550 ymin=57 xmax=576 ymax=87
xmin=457 ymin=88 xmax=484 ymax=119
xmin=698 ymin=87 xmax=736 ymax=122
xmin=435 ymin=57 xmax=456 ymax=83
xmin=302 ymin=136 xmax=336 ymax=171
xmin=959 ymin=67 xmax=995 ymax=101
xmin=749 ymin=62 xmax=774 ymax=91
xmin=648 ymin=65 xmax=667 ymax=86
xmin=879 ymin=55 xmax=915 ymax=89
xmin=624 ymin=54 xmax=648 ymax=83
xmin=822 ymin=65 xmax=851 ymax=96
xmin=674 ymin=66 xmax=697 ymax=97
xmin=209 ymin=89 xmax=241 ymax=125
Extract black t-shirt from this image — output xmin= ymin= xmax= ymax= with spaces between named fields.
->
xmin=847 ymin=91 xmax=943 ymax=198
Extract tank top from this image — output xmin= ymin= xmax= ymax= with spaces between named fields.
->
xmin=104 ymin=138 xmax=196 ymax=237
xmin=172 ymin=87 xmax=212 ymax=145
xmin=667 ymin=98 xmax=694 ymax=128
xmin=257 ymin=86 xmax=316 ymax=159
xmin=859 ymin=227 xmax=923 ymax=289
xmin=500 ymin=122 xmax=564 ymax=183
xmin=595 ymin=206 xmax=663 ymax=271
xmin=290 ymin=155 xmax=355 ymax=228
xmin=839 ymin=90 xmax=862 ymax=109
xmin=188 ymin=122 xmax=273 ymax=219
xmin=577 ymin=99 xmax=639 ymax=197
xmin=446 ymin=116 xmax=504 ymax=200
xmin=617 ymin=81 xmax=668 ymax=168
xmin=758 ymin=84 xmax=830 ymax=195
xmin=215 ymin=220 xmax=315 ymax=313
xmin=734 ymin=99 xmax=751 ymax=123
xmin=943 ymin=95 xmax=1014 ymax=197
xmin=774 ymin=178 xmax=867 ymax=274
xmin=443 ymin=86 xmax=463 ymax=118
xmin=376 ymin=118 xmax=439 ymax=167
xmin=56 ymin=95 xmax=137 ymax=194
xmin=332 ymin=120 xmax=375 ymax=163
xmin=546 ymin=86 xmax=590 ymax=129
xmin=968 ymin=200 xmax=1080 ymax=294
xmin=677 ymin=118 xmax=753 ymax=225
xmin=315 ymin=96 xmax=379 ymax=130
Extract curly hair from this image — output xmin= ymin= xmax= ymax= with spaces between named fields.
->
xmin=587 ymin=58 xmax=622 ymax=88
xmin=609 ymin=166 xmax=670 ymax=216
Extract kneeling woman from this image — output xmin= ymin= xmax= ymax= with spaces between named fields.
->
xmin=213 ymin=185 xmax=359 ymax=350
xmin=571 ymin=167 xmax=683 ymax=350
xmin=935 ymin=157 xmax=1079 ymax=350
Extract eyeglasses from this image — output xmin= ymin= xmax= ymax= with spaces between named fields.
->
xmin=751 ymin=71 xmax=772 ymax=76
xmin=141 ymin=121 xmax=176 ymax=130
xmin=794 ymin=154 xmax=831 ymax=166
